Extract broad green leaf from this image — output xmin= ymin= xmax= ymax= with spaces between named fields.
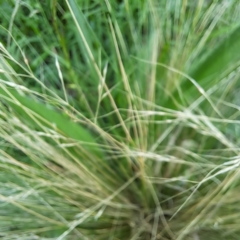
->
xmin=170 ymin=25 xmax=240 ymax=108
xmin=190 ymin=25 xmax=240 ymax=83
xmin=0 ymin=86 xmax=102 ymax=156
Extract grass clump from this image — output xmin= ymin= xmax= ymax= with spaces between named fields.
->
xmin=1 ymin=0 xmax=240 ymax=239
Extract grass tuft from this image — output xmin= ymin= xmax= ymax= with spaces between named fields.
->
xmin=1 ymin=0 xmax=240 ymax=239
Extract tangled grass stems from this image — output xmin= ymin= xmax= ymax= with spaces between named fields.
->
xmin=1 ymin=0 xmax=240 ymax=239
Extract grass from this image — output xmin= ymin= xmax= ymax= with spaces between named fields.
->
xmin=1 ymin=0 xmax=240 ymax=239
